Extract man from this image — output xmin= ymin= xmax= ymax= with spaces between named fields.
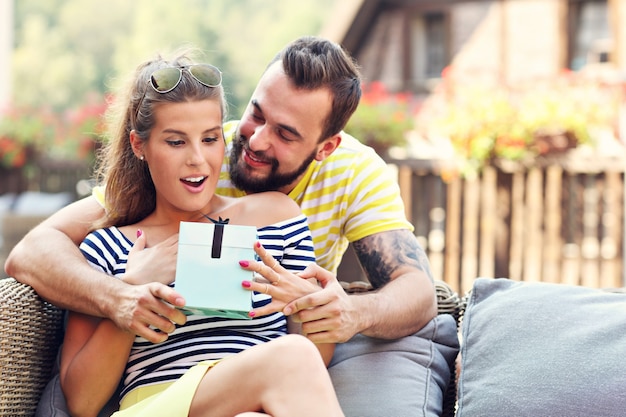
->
xmin=6 ymin=36 xmax=458 ymax=416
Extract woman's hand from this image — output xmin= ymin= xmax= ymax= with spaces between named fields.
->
xmin=239 ymin=242 xmax=321 ymax=317
xmin=124 ymin=230 xmax=178 ymax=286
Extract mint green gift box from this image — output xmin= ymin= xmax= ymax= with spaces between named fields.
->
xmin=175 ymin=221 xmax=257 ymax=319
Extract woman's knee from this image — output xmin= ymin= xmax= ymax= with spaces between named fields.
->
xmin=271 ymin=334 xmax=323 ymax=367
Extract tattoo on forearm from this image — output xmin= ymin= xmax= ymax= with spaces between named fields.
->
xmin=353 ymin=230 xmax=434 ymax=288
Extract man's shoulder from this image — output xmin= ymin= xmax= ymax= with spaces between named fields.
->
xmin=224 ymin=120 xmax=239 ymax=144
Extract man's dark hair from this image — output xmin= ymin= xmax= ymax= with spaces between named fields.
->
xmin=270 ymin=36 xmax=362 ymax=141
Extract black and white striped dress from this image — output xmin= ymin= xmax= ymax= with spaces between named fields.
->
xmin=79 ymin=214 xmax=315 ymax=402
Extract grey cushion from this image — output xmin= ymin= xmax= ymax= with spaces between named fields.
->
xmin=457 ymin=278 xmax=626 ymax=417
xmin=329 ymin=314 xmax=459 ymax=417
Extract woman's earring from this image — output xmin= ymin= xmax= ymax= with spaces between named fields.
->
xmin=139 ymin=155 xmax=144 ymax=161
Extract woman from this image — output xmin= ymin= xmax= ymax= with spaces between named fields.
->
xmin=59 ymin=51 xmax=342 ymax=417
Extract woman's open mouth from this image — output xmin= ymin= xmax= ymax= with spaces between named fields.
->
xmin=181 ymin=176 xmax=207 ymax=188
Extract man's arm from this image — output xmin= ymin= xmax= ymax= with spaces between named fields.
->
xmin=350 ymin=229 xmax=437 ymax=337
xmin=283 ymin=229 xmax=437 ymax=343
xmin=4 ymin=196 xmax=186 ymax=343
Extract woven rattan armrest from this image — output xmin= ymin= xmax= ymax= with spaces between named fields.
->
xmin=0 ymin=277 xmax=64 ymax=417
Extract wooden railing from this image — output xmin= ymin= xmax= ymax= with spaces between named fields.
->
xmin=338 ymin=153 xmax=626 ymax=295
xmin=5 ymin=154 xmax=626 ymax=295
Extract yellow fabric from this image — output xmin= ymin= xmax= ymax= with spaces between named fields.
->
xmin=114 ymin=360 xmax=219 ymax=417
xmin=217 ymin=120 xmax=413 ymax=274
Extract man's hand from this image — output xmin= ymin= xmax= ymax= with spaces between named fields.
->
xmin=282 ymin=264 xmax=362 ymax=344
xmin=113 ymin=281 xmax=187 ymax=343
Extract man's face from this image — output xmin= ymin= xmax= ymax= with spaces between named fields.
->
xmin=229 ymin=62 xmax=334 ymax=194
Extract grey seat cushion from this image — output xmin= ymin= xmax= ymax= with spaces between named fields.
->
xmin=457 ymin=278 xmax=626 ymax=417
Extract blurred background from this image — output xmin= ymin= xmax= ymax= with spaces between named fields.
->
xmin=2 ymin=0 xmax=626 ymax=293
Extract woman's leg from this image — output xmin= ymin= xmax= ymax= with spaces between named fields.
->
xmin=189 ymin=334 xmax=344 ymax=417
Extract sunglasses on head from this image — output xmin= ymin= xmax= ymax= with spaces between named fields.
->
xmin=147 ymin=64 xmax=222 ymax=93
xmin=133 ymin=64 xmax=222 ymax=128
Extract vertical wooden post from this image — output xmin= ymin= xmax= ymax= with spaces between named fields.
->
xmin=581 ymin=174 xmax=600 ymax=287
xmin=479 ymin=166 xmax=497 ymax=278
xmin=600 ymin=171 xmax=621 ymax=288
xmin=543 ymin=165 xmax=563 ymax=283
xmin=444 ymin=176 xmax=462 ymax=293
xmin=509 ymin=170 xmax=525 ymax=281
xmin=398 ymin=165 xmax=413 ymax=222
xmin=523 ymin=167 xmax=543 ymax=282
xmin=461 ymin=175 xmax=480 ymax=294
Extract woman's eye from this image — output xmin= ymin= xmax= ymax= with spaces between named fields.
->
xmin=166 ymin=139 xmax=184 ymax=146
xmin=203 ymin=136 xmax=219 ymax=143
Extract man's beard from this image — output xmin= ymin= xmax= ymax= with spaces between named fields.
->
xmin=229 ymin=132 xmax=316 ymax=194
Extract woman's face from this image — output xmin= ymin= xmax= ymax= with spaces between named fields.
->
xmin=138 ymin=99 xmax=224 ymax=218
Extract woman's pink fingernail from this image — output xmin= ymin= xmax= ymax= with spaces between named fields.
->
xmin=239 ymin=260 xmax=249 ymax=267
xmin=242 ymin=281 xmax=251 ymax=288
xmin=256 ymin=241 xmax=261 ymax=248
xmin=136 ymin=229 xmax=143 ymax=238
xmin=248 ymin=311 xmax=256 ymax=318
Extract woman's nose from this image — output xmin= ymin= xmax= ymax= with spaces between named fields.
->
xmin=186 ymin=145 xmax=205 ymax=166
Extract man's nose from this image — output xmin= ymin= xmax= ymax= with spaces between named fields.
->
xmin=248 ymin=124 xmax=271 ymax=152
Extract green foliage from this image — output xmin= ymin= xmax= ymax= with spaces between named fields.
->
xmin=422 ymin=67 xmax=622 ymax=176
xmin=10 ymin=0 xmax=337 ymax=117
xmin=345 ymin=82 xmax=414 ymax=152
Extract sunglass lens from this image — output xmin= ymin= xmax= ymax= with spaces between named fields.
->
xmin=150 ymin=67 xmax=182 ymax=93
xmin=189 ymin=65 xmax=222 ymax=87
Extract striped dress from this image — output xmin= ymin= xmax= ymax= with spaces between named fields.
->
xmin=217 ymin=120 xmax=413 ymax=275
xmin=79 ymin=214 xmax=314 ymax=403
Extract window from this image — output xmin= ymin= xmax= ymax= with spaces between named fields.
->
xmin=568 ymin=0 xmax=610 ymax=70
xmin=410 ymin=11 xmax=449 ymax=90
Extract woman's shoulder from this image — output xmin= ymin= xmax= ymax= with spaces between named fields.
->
xmin=240 ymin=192 xmax=302 ymax=226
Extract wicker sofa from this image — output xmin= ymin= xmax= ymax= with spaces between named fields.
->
xmin=0 ymin=277 xmax=464 ymax=417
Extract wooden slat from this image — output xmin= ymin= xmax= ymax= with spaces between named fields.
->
xmin=444 ymin=176 xmax=461 ymax=292
xmin=427 ymin=177 xmax=446 ymax=284
xmin=581 ymin=174 xmax=600 ymax=287
xmin=461 ymin=176 xmax=479 ymax=293
xmin=543 ymin=165 xmax=562 ymax=283
xmin=479 ymin=166 xmax=496 ymax=278
xmin=561 ymin=173 xmax=581 ymax=286
xmin=523 ymin=167 xmax=543 ymax=281
xmin=398 ymin=165 xmax=412 ymax=221
xmin=509 ymin=171 xmax=525 ymax=281
xmin=600 ymin=171 xmax=623 ymax=288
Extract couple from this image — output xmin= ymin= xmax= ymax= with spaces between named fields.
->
xmin=6 ymin=36 xmax=459 ymax=416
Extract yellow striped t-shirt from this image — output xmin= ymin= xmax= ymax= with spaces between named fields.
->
xmin=217 ymin=120 xmax=413 ymax=274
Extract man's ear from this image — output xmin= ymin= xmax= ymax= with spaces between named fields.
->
xmin=315 ymin=133 xmax=342 ymax=161
xmin=129 ymin=130 xmax=144 ymax=159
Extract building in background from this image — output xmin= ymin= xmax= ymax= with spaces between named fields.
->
xmin=322 ymin=0 xmax=624 ymax=94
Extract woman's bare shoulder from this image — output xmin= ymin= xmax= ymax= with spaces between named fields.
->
xmin=242 ymin=192 xmax=302 ymax=226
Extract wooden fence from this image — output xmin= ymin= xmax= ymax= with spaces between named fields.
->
xmin=0 ymin=158 xmax=93 ymax=199
xmin=4 ymin=154 xmax=626 ymax=295
xmin=339 ymin=153 xmax=626 ymax=295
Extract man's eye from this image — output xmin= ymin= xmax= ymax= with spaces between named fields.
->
xmin=278 ymin=130 xmax=295 ymax=143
